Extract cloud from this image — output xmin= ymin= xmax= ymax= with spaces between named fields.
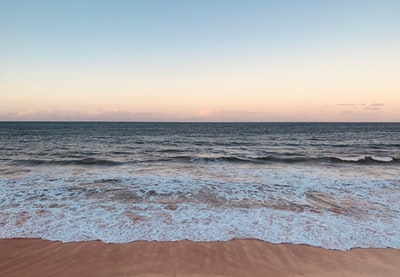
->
xmin=335 ymin=102 xmax=385 ymax=112
xmin=192 ymin=110 xmax=271 ymax=122
xmin=0 ymin=108 xmax=278 ymax=122
xmin=0 ymin=110 xmax=160 ymax=121
xmin=197 ymin=108 xmax=214 ymax=117
xmin=0 ymin=109 xmax=203 ymax=122
xmin=365 ymin=103 xmax=384 ymax=110
xmin=331 ymin=102 xmax=386 ymax=121
xmin=0 ymin=102 xmax=389 ymax=122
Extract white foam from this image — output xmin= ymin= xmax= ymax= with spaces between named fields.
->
xmin=336 ymin=155 xmax=394 ymax=163
xmin=337 ymin=156 xmax=364 ymax=162
xmin=1 ymin=163 xmax=399 ymax=250
xmin=371 ymin=156 xmax=393 ymax=162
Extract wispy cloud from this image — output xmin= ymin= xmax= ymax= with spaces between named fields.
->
xmin=0 ymin=110 xmax=161 ymax=121
xmin=330 ymin=102 xmax=386 ymax=121
xmin=336 ymin=102 xmax=385 ymax=111
xmin=365 ymin=103 xmax=384 ymax=110
xmin=0 ymin=102 xmax=389 ymax=122
xmin=0 ymin=109 xmax=278 ymax=122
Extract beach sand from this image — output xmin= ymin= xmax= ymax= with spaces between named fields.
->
xmin=1 ymin=238 xmax=399 ymax=277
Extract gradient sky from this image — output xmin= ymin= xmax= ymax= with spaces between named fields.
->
xmin=1 ymin=0 xmax=399 ymax=121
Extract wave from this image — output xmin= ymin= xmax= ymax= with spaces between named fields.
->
xmin=171 ymin=155 xmax=399 ymax=165
xmin=328 ymin=156 xmax=397 ymax=164
xmin=10 ymin=155 xmax=399 ymax=167
xmin=159 ymin=149 xmax=185 ymax=153
xmin=175 ymin=156 xmax=400 ymax=164
xmin=12 ymin=158 xmax=123 ymax=166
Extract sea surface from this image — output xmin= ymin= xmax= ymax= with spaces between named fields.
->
xmin=0 ymin=122 xmax=399 ymax=250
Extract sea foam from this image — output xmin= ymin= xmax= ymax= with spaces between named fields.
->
xmin=1 ymin=163 xmax=399 ymax=251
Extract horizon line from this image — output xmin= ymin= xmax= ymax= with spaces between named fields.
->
xmin=1 ymin=120 xmax=399 ymax=124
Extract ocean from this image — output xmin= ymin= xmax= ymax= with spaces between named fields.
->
xmin=0 ymin=122 xmax=399 ymax=250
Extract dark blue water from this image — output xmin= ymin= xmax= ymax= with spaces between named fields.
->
xmin=1 ymin=122 xmax=399 ymax=166
xmin=0 ymin=122 xmax=399 ymax=250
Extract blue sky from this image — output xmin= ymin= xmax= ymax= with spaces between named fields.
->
xmin=1 ymin=0 xmax=399 ymax=121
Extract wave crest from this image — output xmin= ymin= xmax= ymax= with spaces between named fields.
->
xmin=13 ymin=158 xmax=123 ymax=166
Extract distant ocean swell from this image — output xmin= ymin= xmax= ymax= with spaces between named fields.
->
xmin=9 ymin=155 xmax=399 ymax=166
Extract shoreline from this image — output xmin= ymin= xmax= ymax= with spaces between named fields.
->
xmin=1 ymin=238 xmax=400 ymax=277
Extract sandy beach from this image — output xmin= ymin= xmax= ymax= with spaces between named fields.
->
xmin=0 ymin=239 xmax=399 ymax=277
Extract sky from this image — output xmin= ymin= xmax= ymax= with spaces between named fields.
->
xmin=1 ymin=0 xmax=399 ymax=122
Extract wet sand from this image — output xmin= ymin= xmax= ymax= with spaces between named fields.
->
xmin=1 ymin=238 xmax=399 ymax=277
